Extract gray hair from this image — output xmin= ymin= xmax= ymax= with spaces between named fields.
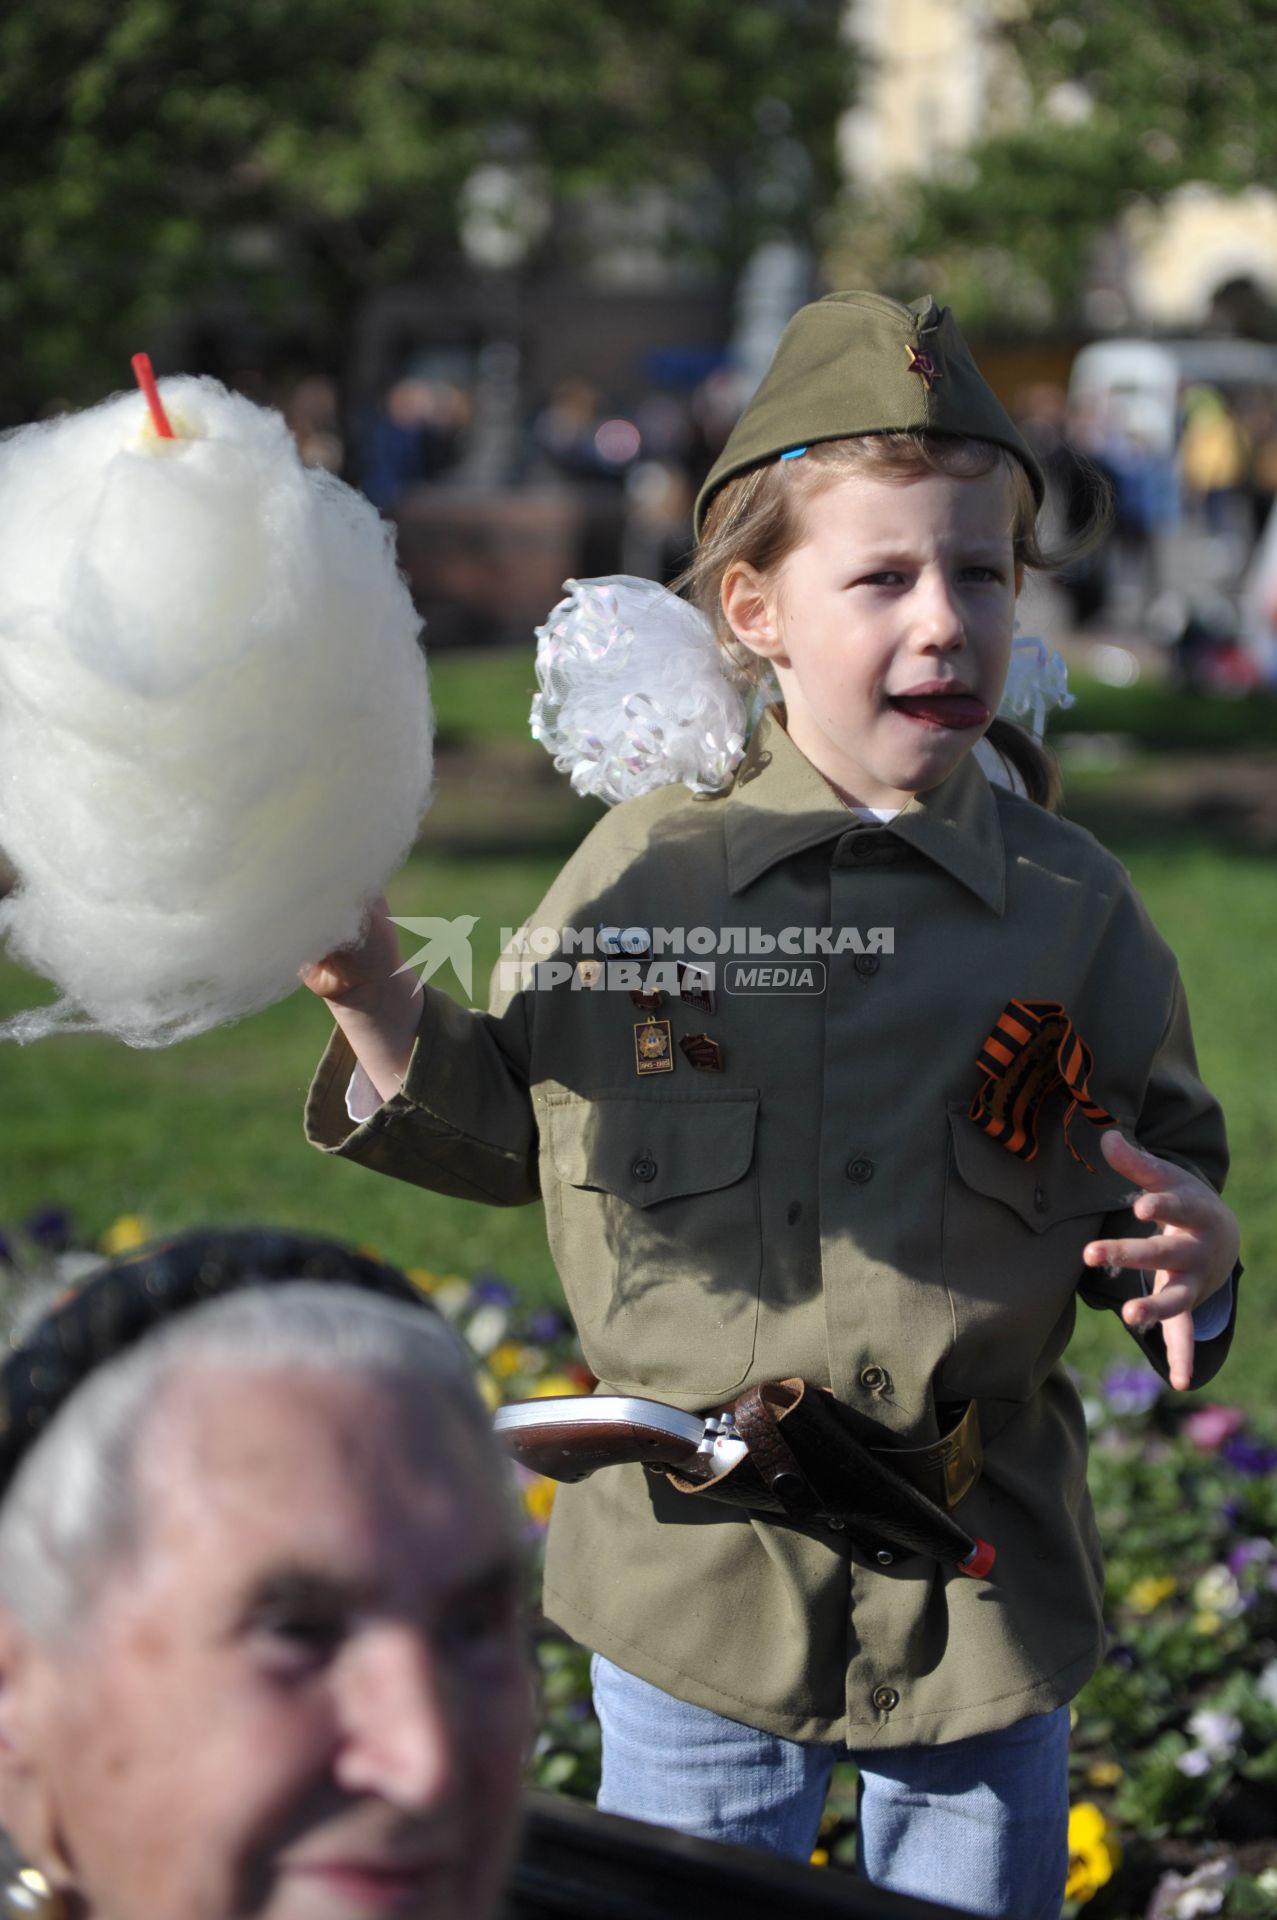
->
xmin=0 ymin=1283 xmax=505 ymax=1640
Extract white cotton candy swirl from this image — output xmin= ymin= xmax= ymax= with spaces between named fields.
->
xmin=0 ymin=376 xmax=433 ymax=1046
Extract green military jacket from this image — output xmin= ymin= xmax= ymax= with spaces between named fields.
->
xmin=306 ymin=711 xmax=1235 ymax=1747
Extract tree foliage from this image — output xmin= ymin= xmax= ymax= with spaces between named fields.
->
xmin=0 ymin=0 xmax=851 ymax=411
xmin=840 ymin=0 xmax=1277 ymax=331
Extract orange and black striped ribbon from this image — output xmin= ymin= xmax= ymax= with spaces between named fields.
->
xmin=970 ymin=1000 xmax=1116 ymax=1170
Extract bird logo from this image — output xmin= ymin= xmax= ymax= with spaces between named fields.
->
xmin=389 ymin=915 xmax=479 ymax=1001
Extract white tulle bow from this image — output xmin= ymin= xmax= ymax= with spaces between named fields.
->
xmin=530 ymin=575 xmax=1072 ymax=805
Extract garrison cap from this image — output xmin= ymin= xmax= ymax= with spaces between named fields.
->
xmin=694 ymin=290 xmax=1045 ymax=537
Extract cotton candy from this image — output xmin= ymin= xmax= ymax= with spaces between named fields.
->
xmin=0 ymin=375 xmax=432 ymax=1046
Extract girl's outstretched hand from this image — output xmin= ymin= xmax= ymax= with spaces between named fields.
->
xmin=1082 ymin=1130 xmax=1240 ymax=1392
xmin=300 ymin=895 xmax=404 ymax=1008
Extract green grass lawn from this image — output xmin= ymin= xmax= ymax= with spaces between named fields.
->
xmin=2 ymin=649 xmax=1272 ymax=1406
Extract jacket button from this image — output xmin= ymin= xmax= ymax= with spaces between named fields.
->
xmin=860 ymin=1364 xmax=891 ymax=1392
xmin=854 ymin=954 xmax=880 ymax=976
xmin=872 ymin=1685 xmax=900 ymax=1713
xmin=1033 ymin=1184 xmax=1049 ymax=1214
xmin=846 ymin=1157 xmax=874 ymax=1184
xmin=631 ymin=1156 xmax=658 ymax=1183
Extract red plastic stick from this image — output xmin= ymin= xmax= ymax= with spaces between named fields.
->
xmin=131 ymin=352 xmax=174 ymax=438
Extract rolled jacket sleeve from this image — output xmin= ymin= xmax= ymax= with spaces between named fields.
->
xmin=305 ymin=981 xmax=540 ymax=1206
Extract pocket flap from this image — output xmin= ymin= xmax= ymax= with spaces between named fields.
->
xmin=546 ymin=1090 xmax=759 ymax=1208
xmin=947 ymin=1103 xmax=1132 ymax=1232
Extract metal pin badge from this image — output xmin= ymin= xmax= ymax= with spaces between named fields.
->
xmin=633 ymin=1016 xmax=674 ymax=1076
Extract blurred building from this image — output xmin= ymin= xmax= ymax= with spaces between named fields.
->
xmin=838 ymin=0 xmax=1277 ymax=337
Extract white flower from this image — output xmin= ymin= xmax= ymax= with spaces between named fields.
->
xmin=1185 ymin=1708 xmax=1242 ymax=1759
xmin=1174 ymin=1747 xmax=1214 ymax=1778
xmin=464 ymin=1303 xmax=510 ymax=1357
xmin=1191 ymin=1565 xmax=1245 ymax=1619
xmin=1147 ymin=1857 xmax=1235 ymax=1920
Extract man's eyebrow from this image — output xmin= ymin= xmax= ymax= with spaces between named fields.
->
xmin=239 ymin=1567 xmax=366 ymax=1620
xmin=446 ymin=1554 xmax=523 ymax=1611
xmin=237 ymin=1554 xmax=524 ymax=1624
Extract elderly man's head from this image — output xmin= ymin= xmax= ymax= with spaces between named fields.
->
xmin=0 ymin=1262 xmax=529 ymax=1920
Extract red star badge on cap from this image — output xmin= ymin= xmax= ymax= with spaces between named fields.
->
xmin=906 ymin=345 xmax=941 ymax=390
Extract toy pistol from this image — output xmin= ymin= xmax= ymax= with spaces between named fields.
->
xmin=496 ymin=1380 xmax=995 ymax=1577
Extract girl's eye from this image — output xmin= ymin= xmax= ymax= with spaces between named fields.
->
xmin=961 ymin=565 xmax=1006 ymax=583
xmin=857 ymin=571 xmax=907 ymax=587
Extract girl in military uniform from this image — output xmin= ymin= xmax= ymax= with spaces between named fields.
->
xmin=303 ymin=293 xmax=1240 ymax=1920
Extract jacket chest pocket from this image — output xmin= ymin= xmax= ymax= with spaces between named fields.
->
xmin=540 ymin=1088 xmax=761 ymax=1400
xmin=941 ymin=1102 xmax=1135 ymax=1397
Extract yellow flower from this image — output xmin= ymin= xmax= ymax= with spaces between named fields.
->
xmin=406 ymin=1267 xmax=442 ymax=1293
xmin=1085 ymin=1760 xmax=1123 ymax=1789
xmin=809 ymin=1848 xmax=829 ymax=1867
xmin=523 ymin=1476 xmax=557 ymax=1527
xmin=529 ymin=1374 xmax=587 ymax=1399
xmin=1126 ymin=1574 xmax=1176 ymax=1615
xmin=474 ymin=1370 xmax=503 ymax=1412
xmin=1064 ymin=1802 xmax=1121 ymax=1904
xmin=489 ymin=1342 xmax=525 ymax=1379
xmin=100 ymin=1214 xmax=148 ymax=1255
xmin=1192 ymin=1611 xmax=1222 ymax=1636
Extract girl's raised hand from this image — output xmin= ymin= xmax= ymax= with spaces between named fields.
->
xmin=1082 ymin=1130 xmax=1240 ymax=1393
xmin=300 ymin=894 xmax=403 ymax=1007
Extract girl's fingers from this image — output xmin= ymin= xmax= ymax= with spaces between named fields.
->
xmin=1121 ymin=1280 xmax=1198 ymax=1327
xmin=1099 ymin=1130 xmax=1181 ymax=1190
xmin=1159 ymin=1312 xmax=1197 ymax=1392
xmin=1083 ymin=1233 xmax=1195 ymax=1272
xmin=1129 ymin=1186 xmax=1205 ymax=1228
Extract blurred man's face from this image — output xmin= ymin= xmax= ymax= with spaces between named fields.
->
xmin=11 ymin=1367 xmax=529 ymax=1920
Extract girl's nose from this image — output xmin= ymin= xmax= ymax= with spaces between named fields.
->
xmin=911 ymin=571 xmax=966 ymax=650
xmin=332 ymin=1626 xmax=462 ymax=1811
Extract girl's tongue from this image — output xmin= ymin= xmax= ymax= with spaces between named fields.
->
xmin=889 ymin=690 xmax=990 ymax=731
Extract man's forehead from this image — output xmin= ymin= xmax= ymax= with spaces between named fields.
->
xmin=137 ymin=1366 xmax=496 ymax=1540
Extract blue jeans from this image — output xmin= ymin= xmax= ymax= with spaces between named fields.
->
xmin=592 ymin=1656 xmax=1069 ymax=1920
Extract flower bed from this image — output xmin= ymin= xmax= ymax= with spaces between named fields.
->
xmin=3 ymin=1215 xmax=1273 ymax=1918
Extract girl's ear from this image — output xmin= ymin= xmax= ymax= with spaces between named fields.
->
xmin=721 ymin=562 xmax=786 ymax=663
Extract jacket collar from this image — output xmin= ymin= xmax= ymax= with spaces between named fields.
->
xmin=723 ymin=708 xmax=1006 ymax=914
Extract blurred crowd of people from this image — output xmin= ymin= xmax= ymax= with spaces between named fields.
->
xmin=231 ymin=340 xmax=1277 ymax=690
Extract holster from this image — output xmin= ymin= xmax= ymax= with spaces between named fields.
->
xmin=666 ymin=1380 xmax=990 ymax=1573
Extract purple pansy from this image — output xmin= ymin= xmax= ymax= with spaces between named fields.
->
xmin=1101 ymin=1364 xmax=1164 ymax=1416
xmin=470 ymin=1273 xmax=517 ymax=1308
xmin=528 ymin=1308 xmax=569 ymax=1344
xmin=25 ymin=1206 xmax=73 ymax=1252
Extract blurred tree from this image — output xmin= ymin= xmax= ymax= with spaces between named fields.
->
xmin=0 ymin=0 xmax=851 ymax=412
xmin=833 ymin=0 xmax=1277 ymax=332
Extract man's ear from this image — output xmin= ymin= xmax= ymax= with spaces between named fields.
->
xmin=720 ymin=562 xmax=788 ymax=665
xmin=0 ymin=1607 xmax=37 ymax=1816
xmin=0 ymin=1609 xmax=68 ymax=1886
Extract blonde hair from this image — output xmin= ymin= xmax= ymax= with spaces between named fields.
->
xmin=680 ymin=433 xmax=1094 ymax=810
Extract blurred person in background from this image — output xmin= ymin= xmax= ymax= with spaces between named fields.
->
xmin=0 ymin=1229 xmax=529 ymax=1920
